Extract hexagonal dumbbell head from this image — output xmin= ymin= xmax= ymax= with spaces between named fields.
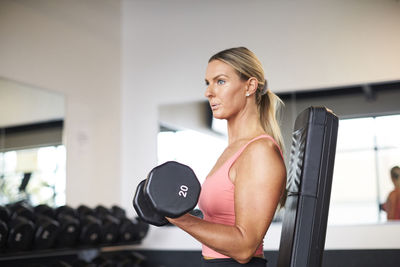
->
xmin=145 ymin=161 xmax=201 ymax=218
xmin=133 ymin=179 xmax=169 ymax=226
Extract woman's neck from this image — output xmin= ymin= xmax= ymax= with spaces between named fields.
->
xmin=226 ymin=108 xmax=265 ymax=145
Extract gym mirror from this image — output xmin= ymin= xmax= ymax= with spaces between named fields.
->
xmin=0 ymin=77 xmax=66 ymax=206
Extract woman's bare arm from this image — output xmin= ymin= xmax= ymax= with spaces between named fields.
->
xmin=167 ymin=138 xmax=286 ymax=263
xmin=386 ymin=191 xmax=398 ymax=220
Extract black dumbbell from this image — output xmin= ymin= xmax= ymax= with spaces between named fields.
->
xmin=76 ymin=205 xmax=101 ymax=245
xmin=110 ymin=205 xmax=126 ymax=220
xmin=33 ymin=204 xmax=60 ymax=250
xmin=0 ymin=220 xmax=7 ymax=251
xmin=7 ymin=215 xmax=35 ymax=251
xmin=6 ymin=202 xmax=36 ymax=251
xmin=7 ymin=201 xmax=35 ymax=222
xmin=107 ymin=205 xmax=150 ymax=244
xmin=35 ymin=204 xmax=56 ymax=218
xmin=0 ymin=205 xmax=10 ymax=222
xmin=93 ymin=205 xmax=120 ymax=244
xmin=118 ymin=217 xmax=149 ymax=244
xmin=133 ymin=161 xmax=201 ymax=226
xmin=0 ymin=206 xmax=10 ymax=251
xmin=54 ymin=205 xmax=81 ymax=248
xmin=8 ymin=202 xmax=60 ymax=250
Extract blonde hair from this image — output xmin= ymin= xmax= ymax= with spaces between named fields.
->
xmin=209 ymin=47 xmax=285 ymax=153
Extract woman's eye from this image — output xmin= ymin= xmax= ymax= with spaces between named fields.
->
xmin=217 ymin=79 xmax=225 ymax=85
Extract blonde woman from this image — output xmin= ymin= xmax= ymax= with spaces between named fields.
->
xmin=167 ymin=47 xmax=287 ymax=267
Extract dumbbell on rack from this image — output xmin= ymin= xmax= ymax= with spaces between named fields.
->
xmin=92 ymin=205 xmax=120 ymax=244
xmin=133 ymin=161 xmax=201 ymax=226
xmin=3 ymin=202 xmax=59 ymax=251
xmin=110 ymin=207 xmax=149 ymax=244
xmin=54 ymin=205 xmax=81 ymax=248
xmin=94 ymin=204 xmax=149 ymax=245
xmin=31 ymin=204 xmax=60 ymax=250
xmin=0 ymin=205 xmax=10 ymax=251
xmin=75 ymin=205 xmax=102 ymax=246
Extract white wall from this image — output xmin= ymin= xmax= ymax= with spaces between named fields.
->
xmin=0 ymin=0 xmax=122 ymax=207
xmin=122 ymin=0 xmax=400 ymax=250
xmin=0 ymin=77 xmax=64 ymax=128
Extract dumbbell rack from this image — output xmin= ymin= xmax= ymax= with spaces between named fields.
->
xmin=0 ymin=203 xmax=149 ymax=266
xmin=0 ymin=242 xmax=143 ymax=265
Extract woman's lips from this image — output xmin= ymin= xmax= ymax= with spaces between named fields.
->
xmin=211 ymin=104 xmax=219 ymax=110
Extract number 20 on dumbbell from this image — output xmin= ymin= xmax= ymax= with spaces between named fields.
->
xmin=133 ymin=161 xmax=201 ymax=226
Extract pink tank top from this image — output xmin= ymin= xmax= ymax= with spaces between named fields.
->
xmin=198 ymin=134 xmax=282 ymax=259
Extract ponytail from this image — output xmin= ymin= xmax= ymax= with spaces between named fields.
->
xmin=257 ymin=88 xmax=287 ymax=208
xmin=256 ymin=87 xmax=285 ymax=154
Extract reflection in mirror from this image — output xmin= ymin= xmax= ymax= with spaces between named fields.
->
xmin=0 ymin=77 xmax=65 ymax=207
xmin=330 ymin=114 xmax=400 ymax=224
xmin=158 ymin=82 xmax=400 ymax=225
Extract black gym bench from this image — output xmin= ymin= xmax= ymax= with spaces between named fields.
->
xmin=277 ymin=106 xmax=339 ymax=267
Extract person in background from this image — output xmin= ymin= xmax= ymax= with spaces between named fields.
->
xmin=166 ymin=47 xmax=287 ymax=267
xmin=383 ymin=166 xmax=400 ymax=220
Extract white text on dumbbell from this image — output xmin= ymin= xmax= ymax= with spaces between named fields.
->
xmin=179 ymin=185 xmax=189 ymax=198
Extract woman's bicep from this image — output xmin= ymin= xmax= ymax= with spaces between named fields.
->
xmin=234 ymin=141 xmax=286 ymax=249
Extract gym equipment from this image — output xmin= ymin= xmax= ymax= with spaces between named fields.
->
xmin=129 ymin=217 xmax=150 ymax=242
xmin=93 ymin=205 xmax=120 ymax=244
xmin=94 ymin=205 xmax=149 ymax=244
xmin=76 ymin=205 xmax=101 ymax=245
xmin=33 ymin=204 xmax=60 ymax=250
xmin=134 ymin=179 xmax=169 ymax=226
xmin=118 ymin=217 xmax=149 ymax=243
xmin=55 ymin=205 xmax=78 ymax=219
xmin=189 ymin=209 xmax=204 ymax=219
xmin=33 ymin=214 xmax=60 ymax=249
xmin=0 ymin=205 xmax=10 ymax=222
xmin=34 ymin=204 xmax=56 ymax=219
xmin=7 ymin=215 xmax=35 ymax=251
xmin=110 ymin=205 xmax=126 ymax=220
xmin=7 ymin=201 xmax=35 ymax=222
xmin=55 ymin=205 xmax=81 ymax=248
xmin=0 ymin=206 xmax=10 ymax=250
xmin=133 ymin=161 xmax=201 ymax=226
xmin=277 ymin=107 xmax=339 ymax=267
xmin=0 ymin=219 xmax=7 ymax=250
xmin=8 ymin=202 xmax=60 ymax=250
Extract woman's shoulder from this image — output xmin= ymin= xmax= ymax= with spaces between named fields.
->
xmin=244 ymin=135 xmax=282 ymax=158
xmin=233 ymin=137 xmax=284 ymax=171
xmin=388 ymin=190 xmax=400 ymax=201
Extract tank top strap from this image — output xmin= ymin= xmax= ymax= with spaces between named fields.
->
xmin=225 ymin=134 xmax=283 ymax=169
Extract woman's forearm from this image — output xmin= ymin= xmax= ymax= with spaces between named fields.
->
xmin=167 ymin=214 xmax=260 ymax=263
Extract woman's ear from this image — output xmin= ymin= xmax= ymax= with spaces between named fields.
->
xmin=245 ymin=77 xmax=259 ymax=96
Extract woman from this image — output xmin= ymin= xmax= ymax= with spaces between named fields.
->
xmin=167 ymin=47 xmax=286 ymax=266
xmin=384 ymin=166 xmax=400 ymax=220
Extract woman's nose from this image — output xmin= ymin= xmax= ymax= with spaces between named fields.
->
xmin=204 ymin=85 xmax=213 ymax=98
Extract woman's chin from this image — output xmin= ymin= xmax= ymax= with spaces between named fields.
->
xmin=213 ymin=114 xmax=225 ymax=120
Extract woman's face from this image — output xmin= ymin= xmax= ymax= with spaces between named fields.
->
xmin=204 ymin=60 xmax=247 ymax=120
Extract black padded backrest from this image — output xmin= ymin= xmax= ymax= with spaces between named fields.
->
xmin=277 ymin=107 xmax=339 ymax=267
